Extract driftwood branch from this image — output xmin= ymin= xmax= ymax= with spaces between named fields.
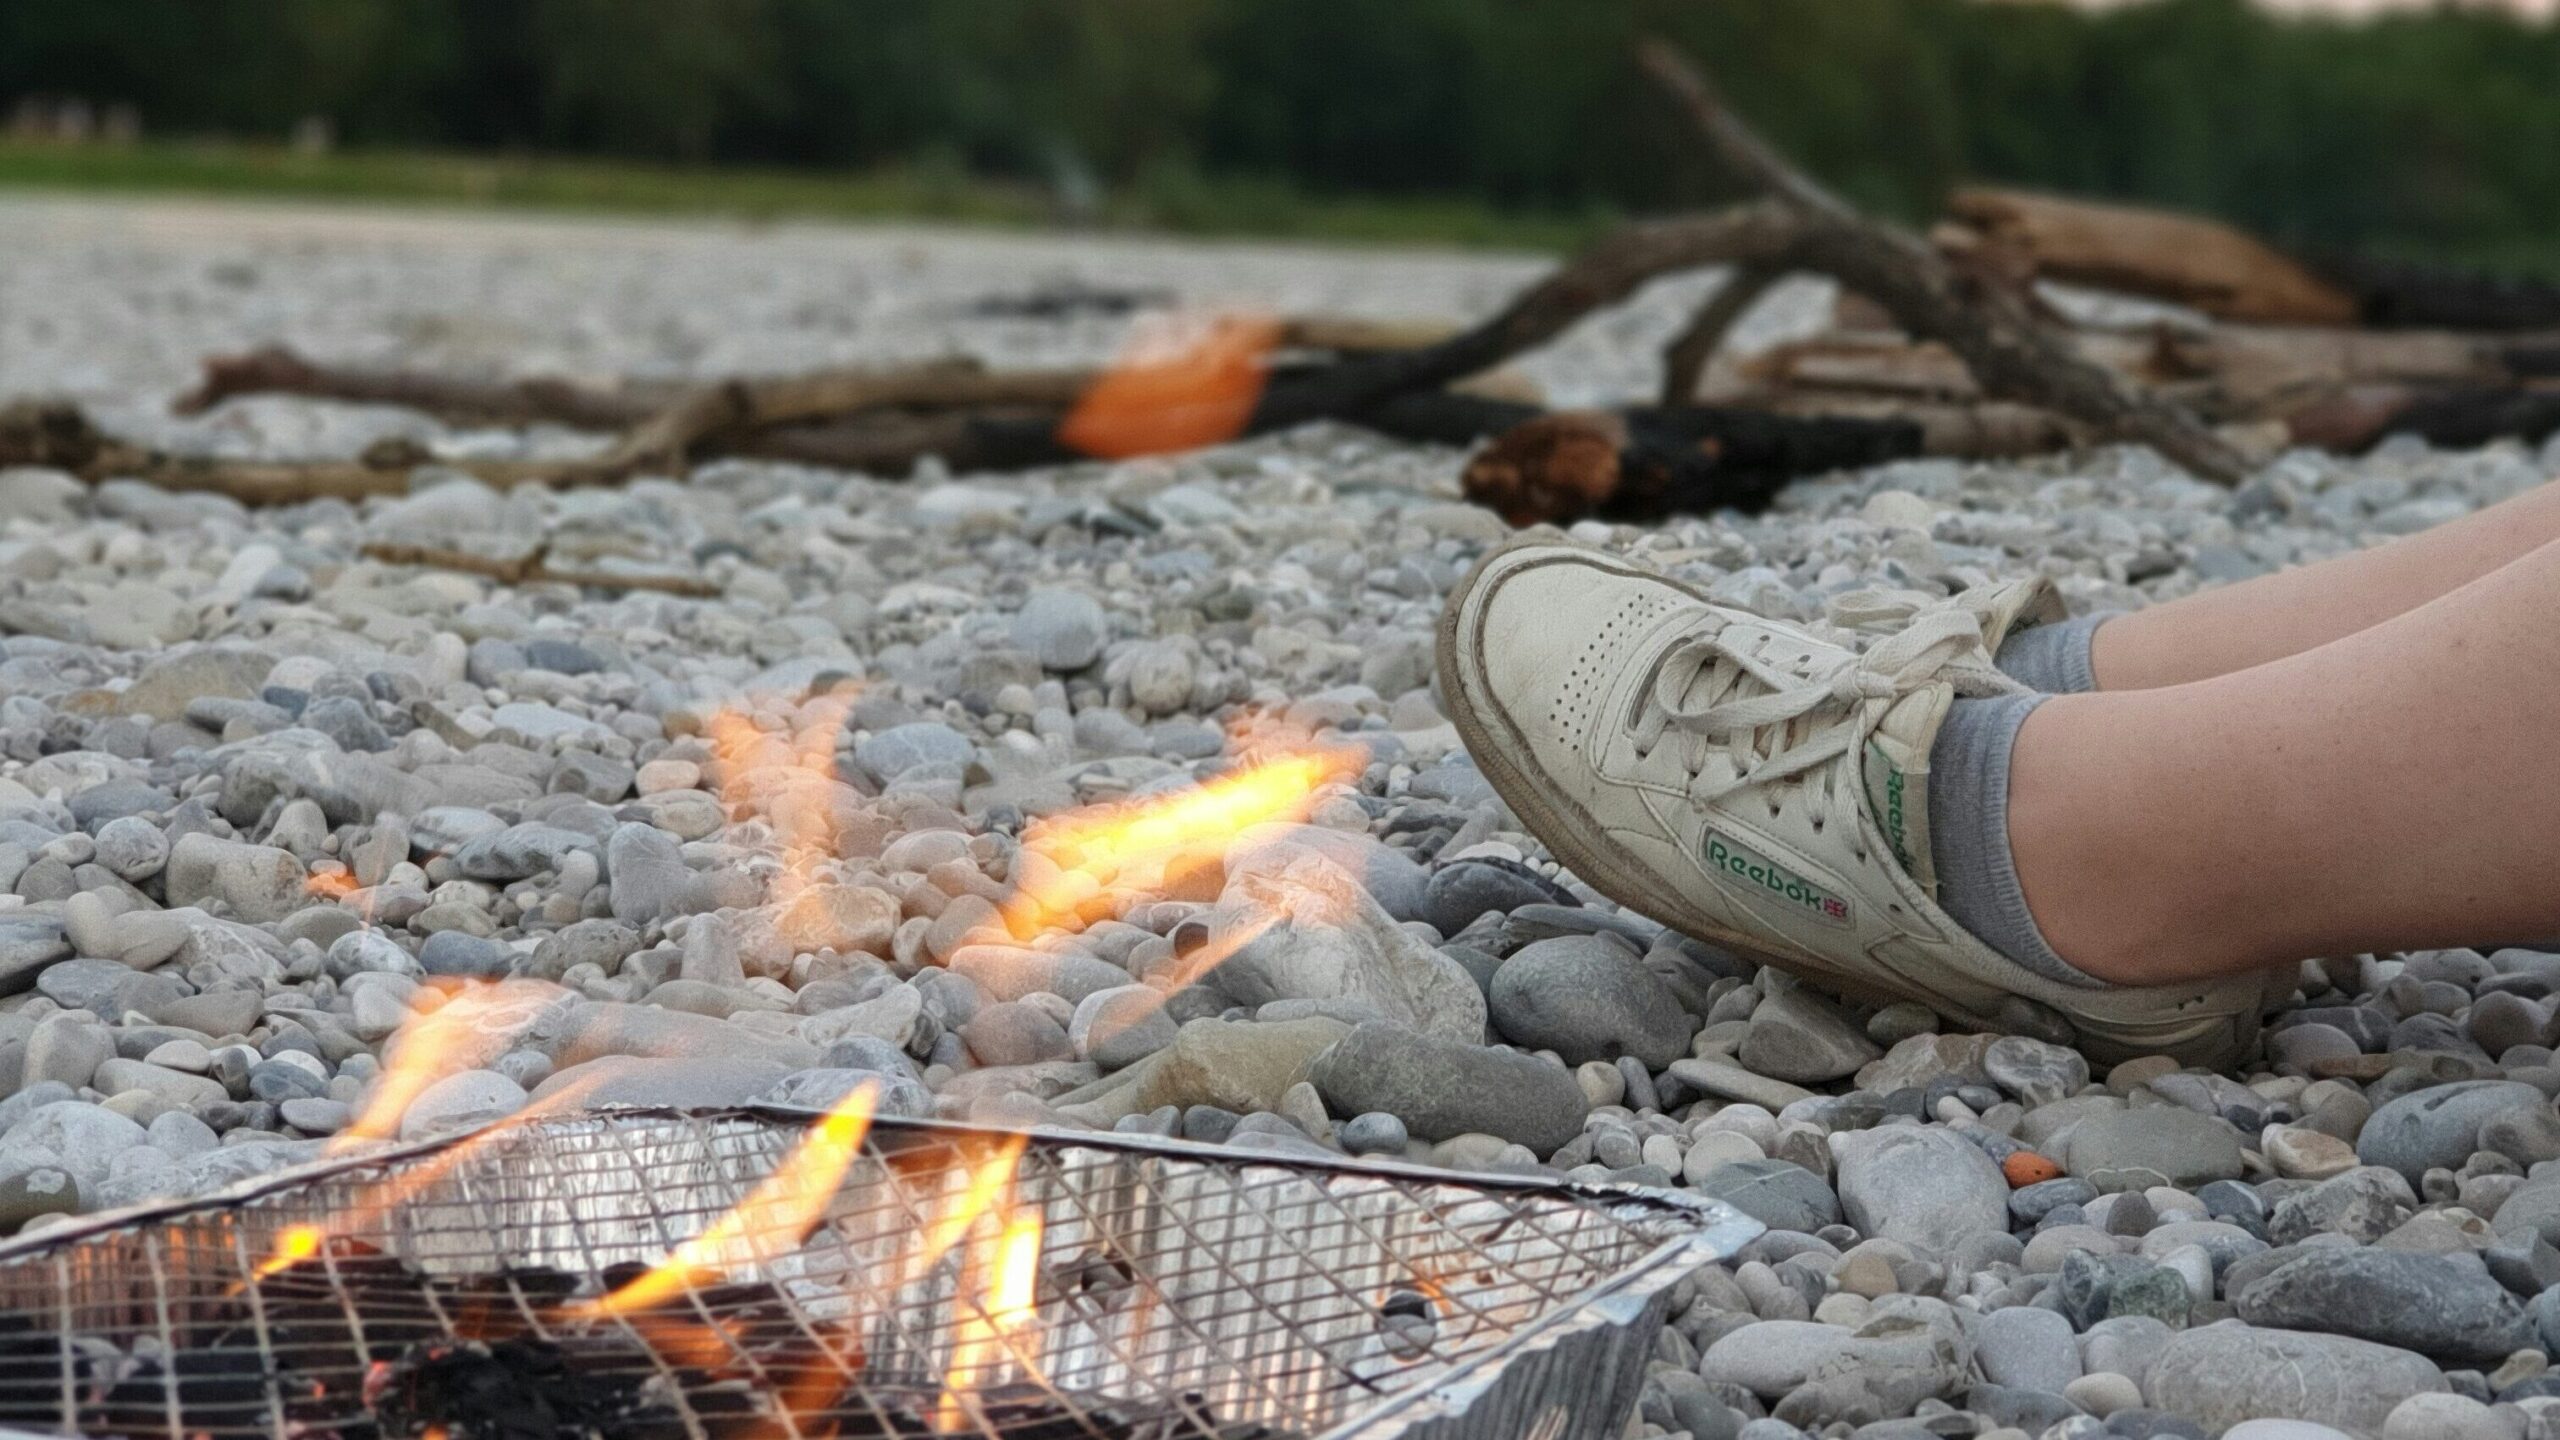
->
xmin=1634 ymin=39 xmax=2252 ymax=486
xmin=1662 ymin=265 xmax=1784 ymax=407
xmin=0 ymin=403 xmax=579 ymax=504
xmin=174 ymin=346 xmax=662 ymax=427
xmin=1940 ymin=189 xmax=2360 ymax=326
xmin=357 ymin=541 xmax=720 ymax=597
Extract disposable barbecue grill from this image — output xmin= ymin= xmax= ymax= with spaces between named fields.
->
xmin=0 ymin=1107 xmax=1755 ymax=1440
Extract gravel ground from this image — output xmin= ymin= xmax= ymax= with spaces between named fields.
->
xmin=7 ymin=197 xmax=2560 ymax=1440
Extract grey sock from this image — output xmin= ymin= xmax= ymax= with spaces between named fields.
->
xmin=1993 ymin=612 xmax=2114 ymax=694
xmin=1926 ymin=693 xmax=2098 ymax=987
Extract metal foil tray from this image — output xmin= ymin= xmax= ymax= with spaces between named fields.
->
xmin=0 ymin=1107 xmax=1757 ymax=1440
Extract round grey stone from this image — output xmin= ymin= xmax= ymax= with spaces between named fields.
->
xmin=1488 ymin=936 xmax=1693 ymax=1069
xmin=398 ymin=1069 xmax=528 ymax=1141
xmin=1833 ymin=1125 xmax=2007 ymax=1251
xmin=91 ymin=816 xmax=168 ymax=881
xmin=854 ymin=722 xmax=975 ymax=782
xmin=418 ymin=930 xmax=512 ymax=979
xmin=2144 ymin=1323 xmax=2446 ymax=1437
xmin=2065 ymin=1108 xmax=2245 ymax=1192
xmin=2357 ymin=1080 xmax=2547 ymax=1183
xmin=1011 ymin=589 xmax=1108 ymax=671
xmin=1340 ymin=1112 xmax=1408 ymax=1156
xmin=1691 ymin=1158 xmax=1842 ymax=1233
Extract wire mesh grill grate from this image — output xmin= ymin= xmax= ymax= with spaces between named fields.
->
xmin=0 ymin=1109 xmax=1748 ymax=1440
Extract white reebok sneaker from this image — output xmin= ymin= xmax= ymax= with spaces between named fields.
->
xmin=1437 ymin=535 xmax=2267 ymax=1068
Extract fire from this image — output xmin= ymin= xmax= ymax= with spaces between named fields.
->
xmin=575 ymin=1081 xmax=881 ymax=1320
xmin=935 ymin=1208 xmax=1047 ymax=1430
xmin=255 ymin=1224 xmax=325 ymax=1281
xmin=904 ymin=1133 xmax=1029 ymax=1283
xmin=700 ymin=685 xmax=863 ymax=916
xmin=337 ymin=979 xmax=566 ymax=1150
xmin=1056 ymin=313 xmax=1282 ymax=460
xmin=305 ymin=869 xmax=359 ymax=901
xmin=1001 ymin=744 xmax=1364 ymax=938
xmin=250 ymin=1069 xmax=616 ymax=1286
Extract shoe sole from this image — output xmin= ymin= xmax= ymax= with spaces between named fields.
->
xmin=1436 ymin=535 xmax=2271 ymax=1067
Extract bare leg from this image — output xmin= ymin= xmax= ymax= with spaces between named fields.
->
xmin=2011 ymin=533 xmax=2560 ymax=984
xmin=2091 ymin=476 xmax=2560 ymax=690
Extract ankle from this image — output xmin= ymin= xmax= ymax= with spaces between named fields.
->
xmin=2002 ymin=697 xmax=2254 ymax=984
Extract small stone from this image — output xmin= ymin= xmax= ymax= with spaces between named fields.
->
xmin=1067 ymin=986 xmax=1177 ymax=1070
xmin=960 ymin=1002 xmax=1074 ymax=1067
xmin=1832 ymin=1125 xmax=2007 ymax=1251
xmin=1340 ymin=1112 xmax=1407 ymax=1156
xmin=1737 ymin=986 xmax=1881 ymax=1084
xmin=1691 ymin=1158 xmax=1842 ymax=1233
xmin=1421 ymin=858 xmax=1569 ymax=937
xmin=2358 ymin=1081 xmax=2548 ymax=1184
xmin=2383 ymin=1392 xmax=2510 ymax=1440
xmin=419 ymin=930 xmax=512 ymax=980
xmin=1012 ymin=589 xmax=1109 ymax=671
xmin=2065 ymin=1108 xmax=2245 ymax=1192
xmin=1488 ymin=935 xmax=1693 ymax=1069
xmin=1668 ymin=1058 xmax=1815 ymax=1112
xmin=2145 ymin=1323 xmax=2445 ymax=1437
xmin=1985 ymin=1035 xmax=2092 ymax=1107
xmin=855 ymin=722 xmax=975 ymax=782
xmin=280 ymin=1098 xmax=352 ymax=1134
xmin=1978 ymin=1306 xmax=2082 ymax=1392
xmin=606 ymin=823 xmax=694 ymax=928
xmin=21 ymin=1015 xmax=110 ymax=1091
xmin=1310 ymin=1022 xmax=1586 ymax=1155
xmin=2233 ymin=1247 xmax=2532 ymax=1363
xmin=165 ymin=833 xmax=304 ymax=924
xmin=2267 ymin=1127 xmax=2360 ymax=1181
xmin=397 ymin=1069 xmax=528 ymax=1140
xmin=2065 ymin=1373 xmax=2141 ymax=1419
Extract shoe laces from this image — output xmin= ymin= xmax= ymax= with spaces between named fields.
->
xmin=1829 ymin=583 xmax=2028 ymax=687
xmin=1629 ymin=605 xmax=2021 ymax=827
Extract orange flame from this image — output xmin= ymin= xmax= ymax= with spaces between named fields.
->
xmin=255 ymin=1224 xmax=325 ymax=1281
xmin=904 ymin=1134 xmax=1030 ymax=1284
xmin=574 ymin=1081 xmax=880 ymax=1320
xmin=701 ymin=685 xmax=863 ymax=917
xmin=936 ymin=1208 xmax=1047 ymax=1430
xmin=1001 ymin=744 xmax=1364 ymax=938
xmin=337 ymin=979 xmax=566 ymax=1150
xmin=251 ymin=1069 xmax=616 ymax=1285
xmin=1057 ymin=313 xmax=1282 ymax=460
xmin=305 ymin=869 xmax=359 ymax=901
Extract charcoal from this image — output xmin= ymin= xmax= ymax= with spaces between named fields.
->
xmin=371 ymin=1335 xmax=688 ymax=1440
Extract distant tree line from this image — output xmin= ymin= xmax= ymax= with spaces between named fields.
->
xmin=7 ymin=0 xmax=2559 ymax=265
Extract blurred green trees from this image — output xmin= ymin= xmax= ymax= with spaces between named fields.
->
xmin=5 ymin=0 xmax=2558 ymax=264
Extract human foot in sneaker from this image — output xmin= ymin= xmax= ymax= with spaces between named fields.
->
xmin=1436 ymin=535 xmax=2267 ymax=1067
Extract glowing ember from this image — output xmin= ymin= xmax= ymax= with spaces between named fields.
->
xmin=1002 ymin=744 xmax=1364 ymax=938
xmin=1057 ymin=313 xmax=1282 ymax=460
xmin=575 ymin=1081 xmax=881 ymax=1320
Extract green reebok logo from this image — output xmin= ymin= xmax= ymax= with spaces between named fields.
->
xmin=1704 ymin=830 xmax=1850 ymax=926
xmin=1869 ymin=741 xmax=1914 ymax=873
